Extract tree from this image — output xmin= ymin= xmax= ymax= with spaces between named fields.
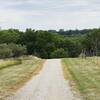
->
xmin=0 ymin=29 xmax=20 ymax=44
xmin=82 ymin=29 xmax=100 ymax=56
xmin=50 ymin=48 xmax=68 ymax=58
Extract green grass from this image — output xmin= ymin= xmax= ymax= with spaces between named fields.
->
xmin=62 ymin=57 xmax=100 ymax=100
xmin=0 ymin=56 xmax=44 ymax=100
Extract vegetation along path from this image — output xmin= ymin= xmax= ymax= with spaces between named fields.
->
xmin=7 ymin=59 xmax=78 ymax=100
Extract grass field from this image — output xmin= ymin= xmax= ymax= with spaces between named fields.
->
xmin=0 ymin=56 xmax=44 ymax=100
xmin=62 ymin=57 xmax=100 ymax=100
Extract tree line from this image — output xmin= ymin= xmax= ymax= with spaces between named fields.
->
xmin=0 ymin=28 xmax=100 ymax=58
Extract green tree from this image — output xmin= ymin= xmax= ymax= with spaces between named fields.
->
xmin=50 ymin=48 xmax=68 ymax=58
xmin=0 ymin=29 xmax=20 ymax=44
xmin=82 ymin=29 xmax=100 ymax=56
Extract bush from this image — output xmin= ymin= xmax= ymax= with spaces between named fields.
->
xmin=0 ymin=43 xmax=27 ymax=59
xmin=8 ymin=43 xmax=27 ymax=57
xmin=50 ymin=48 xmax=68 ymax=58
xmin=0 ymin=44 xmax=12 ymax=58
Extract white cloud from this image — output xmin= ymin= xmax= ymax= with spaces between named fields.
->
xmin=0 ymin=0 xmax=100 ymax=30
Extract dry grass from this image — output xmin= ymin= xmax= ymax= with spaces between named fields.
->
xmin=61 ymin=60 xmax=71 ymax=80
xmin=62 ymin=58 xmax=100 ymax=100
xmin=0 ymin=56 xmax=44 ymax=100
xmin=0 ymin=59 xmax=21 ymax=70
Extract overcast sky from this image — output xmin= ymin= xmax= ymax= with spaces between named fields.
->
xmin=0 ymin=0 xmax=100 ymax=30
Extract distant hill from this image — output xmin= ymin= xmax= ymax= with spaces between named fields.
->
xmin=48 ymin=29 xmax=95 ymax=36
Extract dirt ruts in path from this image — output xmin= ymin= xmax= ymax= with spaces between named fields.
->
xmin=7 ymin=59 xmax=79 ymax=100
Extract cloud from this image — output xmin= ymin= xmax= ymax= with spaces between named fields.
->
xmin=0 ymin=0 xmax=100 ymax=30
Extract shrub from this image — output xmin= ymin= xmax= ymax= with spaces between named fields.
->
xmin=0 ymin=44 xmax=12 ymax=58
xmin=0 ymin=43 xmax=27 ymax=59
xmin=8 ymin=43 xmax=27 ymax=57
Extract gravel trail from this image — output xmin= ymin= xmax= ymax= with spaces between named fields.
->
xmin=7 ymin=59 xmax=78 ymax=100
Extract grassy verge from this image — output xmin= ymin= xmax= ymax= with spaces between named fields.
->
xmin=62 ymin=58 xmax=100 ymax=100
xmin=0 ymin=59 xmax=22 ymax=70
xmin=61 ymin=60 xmax=71 ymax=80
xmin=0 ymin=56 xmax=44 ymax=100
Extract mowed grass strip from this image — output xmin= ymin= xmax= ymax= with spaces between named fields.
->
xmin=0 ymin=56 xmax=44 ymax=100
xmin=62 ymin=58 xmax=100 ymax=100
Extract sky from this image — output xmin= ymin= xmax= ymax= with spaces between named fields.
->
xmin=0 ymin=0 xmax=100 ymax=30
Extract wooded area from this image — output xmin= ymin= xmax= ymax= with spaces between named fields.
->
xmin=0 ymin=28 xmax=100 ymax=58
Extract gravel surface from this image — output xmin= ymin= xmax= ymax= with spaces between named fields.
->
xmin=7 ymin=59 xmax=79 ymax=100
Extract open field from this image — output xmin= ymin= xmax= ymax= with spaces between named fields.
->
xmin=0 ymin=56 xmax=44 ymax=100
xmin=62 ymin=57 xmax=100 ymax=100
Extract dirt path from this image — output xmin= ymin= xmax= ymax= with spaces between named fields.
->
xmin=7 ymin=59 xmax=78 ymax=100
